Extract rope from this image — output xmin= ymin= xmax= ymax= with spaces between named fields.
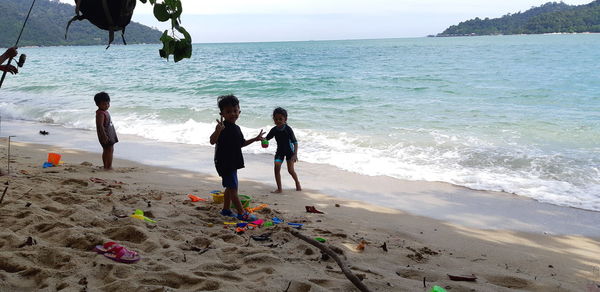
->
xmin=0 ymin=0 xmax=37 ymax=89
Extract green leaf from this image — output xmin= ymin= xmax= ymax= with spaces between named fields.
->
xmin=159 ymin=30 xmax=173 ymax=43
xmin=172 ymin=0 xmax=183 ymax=19
xmin=175 ymin=26 xmax=191 ymax=42
xmin=173 ymin=40 xmax=192 ymax=62
xmin=153 ymin=3 xmax=170 ymax=22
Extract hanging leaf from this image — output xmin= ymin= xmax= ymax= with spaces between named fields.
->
xmin=173 ymin=40 xmax=192 ymax=62
xmin=153 ymin=4 xmax=170 ymax=22
xmin=141 ymin=0 xmax=192 ymax=61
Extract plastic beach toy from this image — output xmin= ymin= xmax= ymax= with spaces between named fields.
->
xmin=130 ymin=209 xmax=156 ymax=223
xmin=187 ymin=194 xmax=206 ymax=202
xmin=314 ymin=237 xmax=326 ymax=243
xmin=261 ymin=139 xmax=269 ymax=148
xmin=246 ymin=203 xmax=268 ymax=213
xmin=250 ymin=219 xmax=264 ymax=226
xmin=272 ymin=217 xmax=283 ymax=224
xmin=430 ymin=286 xmax=447 ymax=292
xmin=47 ymin=153 xmax=61 ymax=166
xmin=287 ymin=222 xmax=303 ymax=229
xmin=211 ymin=192 xmax=224 ymax=204
xmin=231 ymin=194 xmax=251 ymax=209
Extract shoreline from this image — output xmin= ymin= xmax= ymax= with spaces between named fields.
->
xmin=2 ymin=119 xmax=600 ymax=236
xmin=0 ymin=139 xmax=599 ymax=290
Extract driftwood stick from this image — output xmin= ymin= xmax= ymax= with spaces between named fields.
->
xmin=0 ymin=186 xmax=8 ymax=204
xmin=15 ymin=188 xmax=32 ymax=201
xmin=290 ymin=229 xmax=371 ymax=292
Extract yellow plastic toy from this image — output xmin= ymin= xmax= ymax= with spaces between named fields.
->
xmin=211 ymin=191 xmax=224 ymax=203
xmin=130 ymin=209 xmax=156 ymax=223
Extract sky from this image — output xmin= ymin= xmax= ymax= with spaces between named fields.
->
xmin=59 ymin=0 xmax=593 ymax=43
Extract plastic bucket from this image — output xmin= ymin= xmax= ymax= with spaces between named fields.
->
xmin=232 ymin=194 xmax=251 ymax=209
xmin=211 ymin=192 xmax=224 ymax=204
xmin=261 ymin=139 xmax=269 ymax=148
xmin=47 ymin=153 xmax=61 ymax=166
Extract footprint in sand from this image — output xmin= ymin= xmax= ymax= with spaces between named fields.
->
xmin=60 ymin=178 xmax=89 ymax=187
xmin=285 ymin=280 xmax=313 ymax=292
xmin=104 ymin=226 xmax=148 ymax=243
xmin=33 ymin=222 xmax=73 ymax=233
xmin=486 ymin=275 xmax=533 ymax=289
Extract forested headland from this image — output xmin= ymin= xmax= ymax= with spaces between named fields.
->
xmin=438 ymin=1 xmax=600 ymax=36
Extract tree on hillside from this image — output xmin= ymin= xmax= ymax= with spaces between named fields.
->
xmin=437 ymin=1 xmax=600 ymax=36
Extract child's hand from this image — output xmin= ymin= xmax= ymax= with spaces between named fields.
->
xmin=2 ymin=47 xmax=17 ymax=59
xmin=0 ymin=65 xmax=18 ymax=74
xmin=255 ymin=129 xmax=264 ymax=141
xmin=291 ymin=154 xmax=298 ymax=163
xmin=215 ymin=116 xmax=225 ymax=132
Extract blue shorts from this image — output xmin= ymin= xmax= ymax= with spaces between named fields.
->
xmin=221 ymin=170 xmax=238 ymax=189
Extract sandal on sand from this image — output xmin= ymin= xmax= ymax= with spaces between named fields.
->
xmin=220 ymin=209 xmax=238 ymax=218
xmin=93 ymin=241 xmax=120 ymax=254
xmin=237 ymin=212 xmax=257 ymax=222
xmin=305 ymin=206 xmax=324 ymax=214
xmin=103 ymin=246 xmax=140 ymax=264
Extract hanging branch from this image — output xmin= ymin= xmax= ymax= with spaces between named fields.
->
xmin=139 ymin=0 xmax=192 ymax=62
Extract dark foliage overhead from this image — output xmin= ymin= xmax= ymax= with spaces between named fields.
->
xmin=0 ymin=0 xmax=161 ymax=47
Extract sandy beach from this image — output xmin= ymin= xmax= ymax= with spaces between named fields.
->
xmin=0 ymin=134 xmax=599 ymax=291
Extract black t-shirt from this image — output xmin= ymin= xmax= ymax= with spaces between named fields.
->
xmin=214 ymin=121 xmax=245 ymax=176
xmin=266 ymin=124 xmax=297 ymax=154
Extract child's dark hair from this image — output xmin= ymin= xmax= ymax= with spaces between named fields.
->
xmin=273 ymin=107 xmax=288 ymax=118
xmin=94 ymin=92 xmax=110 ymax=106
xmin=217 ymin=94 xmax=239 ymax=112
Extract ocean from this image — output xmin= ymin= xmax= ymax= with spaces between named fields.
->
xmin=1 ymin=34 xmax=599 ymax=211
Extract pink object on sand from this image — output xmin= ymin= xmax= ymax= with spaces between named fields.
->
xmin=250 ymin=219 xmax=264 ymax=226
xmin=103 ymin=246 xmax=140 ymax=264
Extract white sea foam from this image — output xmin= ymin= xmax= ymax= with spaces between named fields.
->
xmin=2 ymin=99 xmax=599 ymax=211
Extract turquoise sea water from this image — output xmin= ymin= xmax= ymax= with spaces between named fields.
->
xmin=1 ymin=34 xmax=599 ymax=211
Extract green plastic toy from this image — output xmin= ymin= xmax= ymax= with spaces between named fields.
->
xmin=130 ymin=209 xmax=156 ymax=223
xmin=430 ymin=285 xmax=447 ymax=292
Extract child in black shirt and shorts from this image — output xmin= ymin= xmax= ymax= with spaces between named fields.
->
xmin=210 ymin=94 xmax=264 ymax=221
xmin=265 ymin=107 xmax=302 ymax=193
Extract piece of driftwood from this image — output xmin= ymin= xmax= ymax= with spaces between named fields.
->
xmin=0 ymin=186 xmax=8 ymax=204
xmin=290 ymin=229 xmax=371 ymax=292
xmin=15 ymin=188 xmax=32 ymax=201
xmin=448 ymin=274 xmax=477 ymax=281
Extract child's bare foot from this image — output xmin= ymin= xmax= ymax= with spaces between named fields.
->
xmin=271 ymin=189 xmax=282 ymax=193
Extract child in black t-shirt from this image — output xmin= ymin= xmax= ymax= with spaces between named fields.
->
xmin=210 ymin=94 xmax=264 ymax=221
xmin=265 ymin=107 xmax=302 ymax=193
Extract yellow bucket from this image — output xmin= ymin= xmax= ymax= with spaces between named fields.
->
xmin=211 ymin=192 xmax=224 ymax=204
